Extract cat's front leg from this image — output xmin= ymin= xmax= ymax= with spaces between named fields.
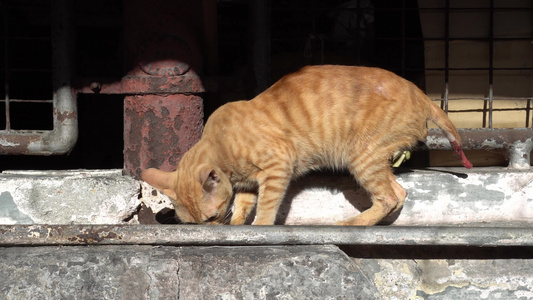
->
xmin=252 ymin=173 xmax=291 ymax=225
xmin=230 ymin=192 xmax=257 ymax=225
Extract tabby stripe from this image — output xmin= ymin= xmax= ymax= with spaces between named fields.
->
xmin=259 ymin=160 xmax=290 ymax=172
xmin=262 ymin=174 xmax=290 ymax=184
xmin=298 ymin=100 xmax=314 ymax=131
xmin=262 ymin=184 xmax=286 ymax=194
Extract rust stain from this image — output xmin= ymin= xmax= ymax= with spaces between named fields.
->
xmin=0 ymin=134 xmax=40 ymax=154
xmin=48 ymin=226 xmax=63 ymax=238
xmin=67 ymin=228 xmax=123 ymax=244
xmin=55 ymin=110 xmax=78 ymax=122
xmin=123 ymin=94 xmax=203 ymax=178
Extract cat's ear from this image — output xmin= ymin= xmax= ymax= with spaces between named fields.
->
xmin=141 ymin=168 xmax=178 ymax=200
xmin=199 ymin=167 xmax=220 ymax=194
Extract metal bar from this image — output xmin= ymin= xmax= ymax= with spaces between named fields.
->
xmin=390 ymin=6 xmax=533 ymax=12
xmin=443 ymin=0 xmax=450 ymax=113
xmin=271 ymin=36 xmax=533 ymax=43
xmin=488 ymin=85 xmax=494 ymax=128
xmin=425 ymin=67 xmax=533 ymax=71
xmin=526 ymin=99 xmax=533 ymax=128
xmin=482 ymin=98 xmax=488 ymax=128
xmin=0 ymin=99 xmax=53 ymax=103
xmin=3 ymin=2 xmax=10 ymax=131
xmin=0 ymin=225 xmax=531 ymax=247
xmin=426 ymin=128 xmax=533 ymax=150
xmin=434 ymin=97 xmax=533 ymax=101
xmin=488 ymin=0 xmax=494 ymax=129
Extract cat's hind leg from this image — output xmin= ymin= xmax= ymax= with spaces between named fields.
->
xmin=230 ymin=192 xmax=257 ymax=225
xmin=338 ymin=163 xmax=401 ymax=226
xmin=389 ymin=173 xmax=407 ymax=213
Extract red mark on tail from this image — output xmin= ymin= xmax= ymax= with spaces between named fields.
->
xmin=450 ymin=140 xmax=473 ymax=169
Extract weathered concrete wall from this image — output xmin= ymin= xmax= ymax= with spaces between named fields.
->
xmin=1 ymin=243 xmax=532 ymax=299
xmin=1 ymin=167 xmax=532 ymax=299
xmin=0 ymin=245 xmax=377 ymax=300
xmin=353 ymin=257 xmax=533 ymax=299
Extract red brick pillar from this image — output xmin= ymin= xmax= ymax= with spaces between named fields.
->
xmin=123 ymin=0 xmax=204 ymax=178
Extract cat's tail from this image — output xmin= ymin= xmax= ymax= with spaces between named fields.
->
xmin=426 ymin=98 xmax=473 ymax=169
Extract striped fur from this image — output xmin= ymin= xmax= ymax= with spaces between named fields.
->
xmin=142 ymin=65 xmax=472 ymax=225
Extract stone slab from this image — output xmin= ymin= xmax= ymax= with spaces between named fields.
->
xmin=2 ymin=243 xmax=532 ymax=299
xmin=0 ymin=170 xmax=140 ymax=224
xmin=353 ymin=257 xmax=533 ymax=299
xmin=0 ymin=244 xmax=378 ymax=300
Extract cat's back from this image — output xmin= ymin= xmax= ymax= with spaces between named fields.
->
xmin=204 ymin=65 xmax=428 ymax=138
xmin=247 ymin=65 xmax=422 ymax=130
xmin=201 ymin=65 xmax=432 ymax=173
xmin=254 ymin=65 xmax=419 ymax=111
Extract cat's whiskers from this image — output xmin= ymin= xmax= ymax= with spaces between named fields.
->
xmin=222 ymin=205 xmax=233 ymax=224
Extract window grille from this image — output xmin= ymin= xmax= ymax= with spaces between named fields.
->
xmin=259 ymin=0 xmax=533 ymax=168
xmin=0 ymin=0 xmax=77 ymax=155
xmin=1 ymin=0 xmax=53 ymax=130
xmin=418 ymin=0 xmax=533 ymax=168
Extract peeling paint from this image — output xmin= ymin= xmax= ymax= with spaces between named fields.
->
xmin=0 ymin=140 xmax=19 ymax=147
xmin=124 ymin=94 xmax=203 ymax=179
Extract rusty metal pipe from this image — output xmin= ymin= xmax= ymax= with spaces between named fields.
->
xmin=0 ymin=0 xmax=77 ymax=155
xmin=0 ymin=225 xmax=532 ymax=247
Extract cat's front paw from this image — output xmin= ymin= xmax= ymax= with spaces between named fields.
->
xmin=335 ymin=216 xmax=374 ymax=226
xmin=230 ymin=216 xmax=246 ymax=225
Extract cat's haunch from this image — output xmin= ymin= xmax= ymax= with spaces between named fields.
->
xmin=142 ymin=65 xmax=472 ymax=226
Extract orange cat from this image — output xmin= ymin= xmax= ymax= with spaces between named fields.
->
xmin=142 ymin=65 xmax=472 ymax=225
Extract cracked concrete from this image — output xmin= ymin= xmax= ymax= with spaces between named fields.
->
xmin=0 ymin=245 xmax=377 ymax=300
xmin=352 ymin=258 xmax=533 ymax=299
xmin=0 ymin=170 xmax=140 ymax=224
xmin=2 ymin=167 xmax=531 ymax=227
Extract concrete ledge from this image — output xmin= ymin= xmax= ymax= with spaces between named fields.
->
xmin=2 ymin=167 xmax=531 ymax=227
xmin=0 ymin=170 xmax=140 ymax=224
xmin=141 ymin=167 xmax=533 ymax=227
xmin=278 ymin=167 xmax=533 ymax=226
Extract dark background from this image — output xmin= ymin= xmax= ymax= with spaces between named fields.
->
xmin=0 ymin=0 xmax=428 ymax=171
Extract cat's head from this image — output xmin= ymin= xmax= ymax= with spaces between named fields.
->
xmin=141 ymin=164 xmax=233 ymax=224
